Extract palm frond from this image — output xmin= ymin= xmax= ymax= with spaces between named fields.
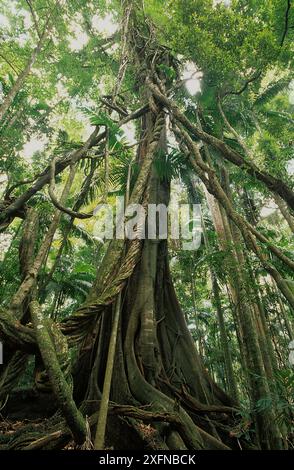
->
xmin=253 ymin=77 xmax=292 ymax=108
xmin=154 ymin=148 xmax=190 ymax=182
xmin=259 ymin=110 xmax=294 ymax=125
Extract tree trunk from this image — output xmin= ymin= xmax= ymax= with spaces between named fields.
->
xmin=68 ymin=96 xmax=238 ymax=450
xmin=0 ymin=6 xmax=57 ymax=123
xmin=203 ymin=181 xmax=282 ymax=449
xmin=201 ymin=206 xmax=239 ymax=400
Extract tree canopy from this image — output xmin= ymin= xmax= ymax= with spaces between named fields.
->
xmin=0 ymin=0 xmax=293 ymax=452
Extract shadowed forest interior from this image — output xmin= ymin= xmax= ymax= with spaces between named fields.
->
xmin=0 ymin=0 xmax=293 ymax=451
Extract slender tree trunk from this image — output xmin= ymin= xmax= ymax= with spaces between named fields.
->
xmin=94 ymin=293 xmax=121 ymax=449
xmin=30 ymin=300 xmax=87 ymax=444
xmin=204 ymin=183 xmax=282 ymax=449
xmin=273 ymin=194 xmax=294 ymax=233
xmin=10 ymin=164 xmax=77 ymax=315
xmin=0 ymin=6 xmax=57 ymax=123
xmin=201 ymin=208 xmax=238 ymax=400
xmin=178 ymin=126 xmax=294 ymax=309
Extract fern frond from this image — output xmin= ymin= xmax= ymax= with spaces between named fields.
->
xmin=253 ymin=77 xmax=292 ymax=107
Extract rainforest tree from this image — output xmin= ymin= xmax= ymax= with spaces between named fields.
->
xmin=0 ymin=0 xmax=293 ymax=451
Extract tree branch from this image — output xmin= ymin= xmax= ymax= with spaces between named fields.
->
xmin=222 ymin=70 xmax=262 ymax=97
xmin=0 ymin=53 xmax=19 ymax=75
xmin=48 ymin=158 xmax=93 ymax=219
xmin=25 ymin=0 xmax=42 ymax=39
xmin=280 ymin=0 xmax=291 ymax=46
xmin=147 ymin=78 xmax=294 ymax=211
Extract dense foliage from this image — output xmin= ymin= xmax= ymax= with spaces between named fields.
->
xmin=0 ymin=0 xmax=293 ymax=451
